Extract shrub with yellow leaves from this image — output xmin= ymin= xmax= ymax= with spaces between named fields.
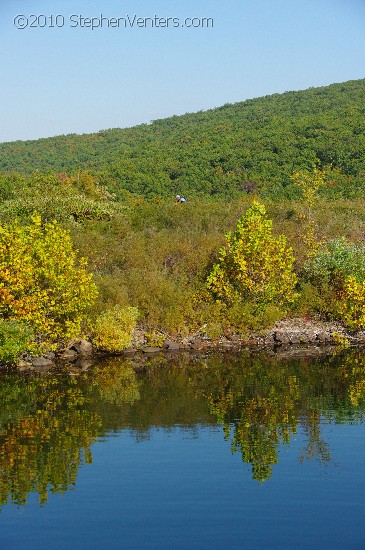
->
xmin=91 ymin=305 xmax=139 ymax=352
xmin=0 ymin=214 xmax=98 ymax=352
xmin=206 ymin=201 xmax=298 ymax=311
xmin=338 ymin=276 xmax=365 ymax=330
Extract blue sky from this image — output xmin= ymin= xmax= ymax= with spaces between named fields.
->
xmin=0 ymin=0 xmax=364 ymax=143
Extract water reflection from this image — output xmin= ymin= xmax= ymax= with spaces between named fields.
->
xmin=1 ymin=349 xmax=365 ymax=506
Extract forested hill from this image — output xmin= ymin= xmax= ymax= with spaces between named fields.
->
xmin=1 ymin=78 xmax=364 ymax=199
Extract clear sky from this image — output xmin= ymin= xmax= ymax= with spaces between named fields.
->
xmin=0 ymin=0 xmax=364 ymax=143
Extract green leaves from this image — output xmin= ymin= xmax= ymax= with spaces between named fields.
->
xmin=0 ymin=320 xmax=33 ymax=364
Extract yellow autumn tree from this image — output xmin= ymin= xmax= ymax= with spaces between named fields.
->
xmin=0 ymin=214 xmax=98 ymax=350
xmin=291 ymin=167 xmax=326 ymax=258
xmin=206 ymin=201 xmax=297 ymax=310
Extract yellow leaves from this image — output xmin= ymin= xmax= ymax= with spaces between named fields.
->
xmin=338 ymin=276 xmax=365 ymax=330
xmin=291 ymin=168 xmax=327 ymax=259
xmin=30 ymin=213 xmax=42 ymax=227
xmin=207 ymin=201 xmax=297 ymax=308
xmin=91 ymin=305 xmax=138 ymax=352
xmin=0 ymin=215 xmax=98 ymax=349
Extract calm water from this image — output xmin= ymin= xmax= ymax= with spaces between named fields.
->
xmin=1 ymin=349 xmax=365 ymax=549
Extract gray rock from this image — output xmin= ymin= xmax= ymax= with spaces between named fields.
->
xmin=164 ymin=341 xmax=180 ymax=351
xmin=58 ymin=349 xmax=78 ymax=361
xmin=141 ymin=346 xmax=161 ymax=354
xmin=71 ymin=340 xmax=93 ymax=355
xmin=228 ymin=334 xmax=241 ymax=342
xmin=33 ymin=365 xmax=54 ymax=373
xmin=274 ymin=331 xmax=290 ymax=344
xmin=316 ymin=331 xmax=329 ymax=343
xmin=31 ymin=356 xmax=55 ymax=368
xmin=189 ymin=342 xmax=205 ymax=350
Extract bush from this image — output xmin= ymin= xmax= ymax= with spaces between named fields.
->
xmin=0 ymin=320 xmax=33 ymax=364
xmin=0 ymin=214 xmax=98 ymax=350
xmin=294 ymin=282 xmax=340 ymax=319
xmin=338 ymin=276 xmax=365 ymax=330
xmin=304 ymin=237 xmax=365 ymax=288
xmin=206 ymin=201 xmax=298 ymax=311
xmin=91 ymin=305 xmax=139 ymax=352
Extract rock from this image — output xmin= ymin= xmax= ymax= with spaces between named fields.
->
xmin=31 ymin=356 xmax=55 ymax=368
xmin=273 ymin=331 xmax=290 ymax=344
xmin=141 ymin=346 xmax=161 ymax=354
xmin=289 ymin=333 xmax=302 ymax=344
xmin=189 ymin=342 xmax=206 ymax=350
xmin=163 ymin=341 xmax=180 ymax=351
xmin=245 ymin=338 xmax=259 ymax=347
xmin=17 ymin=359 xmax=33 ymax=371
xmin=123 ymin=347 xmax=136 ymax=355
xmin=178 ymin=343 xmax=190 ymax=350
xmin=33 ymin=365 xmax=55 ymax=373
xmin=44 ymin=352 xmax=56 ymax=360
xmin=227 ymin=334 xmax=241 ymax=342
xmin=58 ymin=349 xmax=78 ymax=361
xmin=71 ymin=340 xmax=93 ymax=355
xmin=316 ymin=331 xmax=330 ymax=343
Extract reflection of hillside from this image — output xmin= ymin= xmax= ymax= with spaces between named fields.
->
xmin=1 ymin=350 xmax=365 ymax=505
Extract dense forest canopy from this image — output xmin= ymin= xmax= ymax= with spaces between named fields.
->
xmin=0 ymin=78 xmax=364 ymax=200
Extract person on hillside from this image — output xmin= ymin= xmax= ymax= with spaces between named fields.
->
xmin=176 ymin=194 xmax=186 ymax=203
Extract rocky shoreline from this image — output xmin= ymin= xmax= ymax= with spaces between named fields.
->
xmin=10 ymin=317 xmax=365 ymax=374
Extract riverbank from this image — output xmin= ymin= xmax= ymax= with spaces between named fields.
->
xmin=10 ymin=317 xmax=365 ymax=373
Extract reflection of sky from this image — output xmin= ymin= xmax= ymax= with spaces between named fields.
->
xmin=1 ymin=424 xmax=365 ymax=549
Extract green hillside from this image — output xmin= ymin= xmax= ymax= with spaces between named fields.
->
xmin=0 ymin=78 xmax=364 ymax=200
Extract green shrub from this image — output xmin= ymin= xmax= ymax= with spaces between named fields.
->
xmin=304 ymin=237 xmax=365 ymax=288
xmin=0 ymin=320 xmax=33 ymax=364
xmin=222 ymin=301 xmax=285 ymax=335
xmin=294 ymin=282 xmax=340 ymax=319
xmin=91 ymin=305 xmax=139 ymax=352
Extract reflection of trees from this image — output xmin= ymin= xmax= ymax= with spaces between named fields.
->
xmin=190 ymin=355 xmax=300 ymax=481
xmin=0 ymin=376 xmax=101 ymax=506
xmin=90 ymin=360 xmax=140 ymax=406
xmin=191 ymin=350 xmax=365 ymax=482
xmin=299 ymin=411 xmax=331 ymax=464
xmin=1 ymin=349 xmax=365 ymax=506
xmin=0 ymin=362 xmax=140 ymax=507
